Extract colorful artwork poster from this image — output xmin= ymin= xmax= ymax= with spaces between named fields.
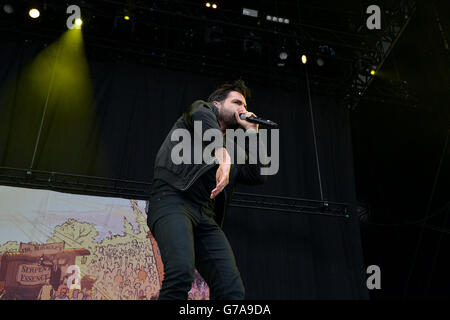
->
xmin=0 ymin=185 xmax=210 ymax=300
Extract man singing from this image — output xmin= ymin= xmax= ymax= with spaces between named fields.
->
xmin=147 ymin=80 xmax=268 ymax=300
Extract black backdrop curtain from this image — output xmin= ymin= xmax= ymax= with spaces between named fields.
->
xmin=0 ymin=40 xmax=369 ymax=299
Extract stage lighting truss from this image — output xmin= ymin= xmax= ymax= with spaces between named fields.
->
xmin=230 ymin=192 xmax=349 ymax=218
xmin=0 ymin=0 xmax=416 ymax=99
xmin=344 ymin=0 xmax=417 ymax=110
xmin=0 ymin=167 xmax=350 ymax=219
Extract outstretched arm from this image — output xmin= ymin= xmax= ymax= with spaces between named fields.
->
xmin=210 ymin=146 xmax=231 ymax=199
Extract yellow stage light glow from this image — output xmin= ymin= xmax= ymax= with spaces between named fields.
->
xmin=29 ymin=8 xmax=40 ymax=18
xmin=75 ymin=18 xmax=83 ymax=26
xmin=124 ymin=15 xmax=130 ymax=20
xmin=0 ymin=28 xmax=108 ymax=177
xmin=301 ymin=55 xmax=307 ymax=64
xmin=370 ymin=70 xmax=376 ymax=75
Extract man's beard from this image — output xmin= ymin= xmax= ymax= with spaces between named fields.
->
xmin=218 ymin=108 xmax=240 ymax=129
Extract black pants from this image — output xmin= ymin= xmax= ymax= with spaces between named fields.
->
xmin=147 ymin=193 xmax=245 ymax=300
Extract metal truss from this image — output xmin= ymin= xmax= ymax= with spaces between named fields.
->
xmin=344 ymin=0 xmax=417 ymax=109
xmin=0 ymin=0 xmax=384 ymax=95
xmin=0 ymin=167 xmax=350 ymax=219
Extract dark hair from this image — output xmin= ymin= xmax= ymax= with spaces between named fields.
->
xmin=207 ymin=79 xmax=251 ymax=104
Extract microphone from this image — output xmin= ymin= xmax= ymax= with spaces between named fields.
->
xmin=240 ymin=113 xmax=279 ymax=128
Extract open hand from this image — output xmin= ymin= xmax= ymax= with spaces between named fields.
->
xmin=210 ymin=163 xmax=230 ymax=199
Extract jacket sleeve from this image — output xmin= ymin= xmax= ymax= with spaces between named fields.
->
xmin=184 ymin=102 xmax=226 ymax=147
xmin=235 ymin=130 xmax=269 ymax=185
xmin=190 ymin=106 xmax=222 ymax=132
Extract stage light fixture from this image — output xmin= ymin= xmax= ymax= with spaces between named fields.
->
xmin=29 ymin=8 xmax=40 ymax=18
xmin=243 ymin=8 xmax=258 ymax=18
xmin=205 ymin=2 xmax=211 ymax=7
xmin=266 ymin=14 xmax=289 ymax=24
xmin=365 ymin=64 xmax=377 ymax=76
xmin=317 ymin=57 xmax=324 ymax=66
xmin=279 ymin=52 xmax=288 ymax=60
xmin=301 ymin=55 xmax=307 ymax=64
xmin=124 ymin=15 xmax=130 ymax=20
xmin=3 ymin=4 xmax=14 ymax=14
xmin=212 ymin=3 xmax=217 ymax=9
xmin=75 ymin=18 xmax=83 ymax=26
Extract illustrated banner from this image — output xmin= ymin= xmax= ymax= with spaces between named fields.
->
xmin=19 ymin=242 xmax=65 ymax=256
xmin=0 ymin=185 xmax=209 ymax=300
xmin=16 ymin=264 xmax=51 ymax=286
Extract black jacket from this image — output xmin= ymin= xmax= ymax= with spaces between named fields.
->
xmin=153 ymin=100 xmax=268 ymax=227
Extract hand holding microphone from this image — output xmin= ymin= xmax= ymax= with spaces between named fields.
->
xmin=235 ymin=111 xmax=259 ymax=131
xmin=235 ymin=110 xmax=279 ymax=129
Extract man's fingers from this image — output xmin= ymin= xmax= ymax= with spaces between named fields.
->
xmin=211 ymin=165 xmax=230 ymax=199
xmin=210 ymin=187 xmax=222 ymax=199
xmin=211 ymin=179 xmax=228 ymax=199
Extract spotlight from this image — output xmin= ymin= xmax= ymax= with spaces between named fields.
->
xmin=75 ymin=18 xmax=83 ymax=26
xmin=212 ymin=3 xmax=217 ymax=9
xmin=367 ymin=64 xmax=377 ymax=75
xmin=114 ymin=12 xmax=135 ymax=35
xmin=316 ymin=57 xmax=324 ymax=66
xmin=29 ymin=8 xmax=40 ymax=19
xmin=3 ymin=4 xmax=14 ymax=14
xmin=279 ymin=51 xmax=288 ymax=60
xmin=266 ymin=14 xmax=290 ymax=24
xmin=205 ymin=2 xmax=211 ymax=7
xmin=301 ymin=55 xmax=307 ymax=64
